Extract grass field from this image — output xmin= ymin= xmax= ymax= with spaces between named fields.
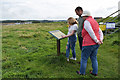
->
xmin=2 ymin=22 xmax=120 ymax=78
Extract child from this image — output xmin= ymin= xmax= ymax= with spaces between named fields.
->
xmin=62 ymin=17 xmax=78 ymax=61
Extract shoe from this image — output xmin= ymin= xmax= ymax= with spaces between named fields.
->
xmin=77 ymin=61 xmax=81 ymax=64
xmin=76 ymin=71 xmax=84 ymax=75
xmin=70 ymin=57 xmax=76 ymax=60
xmin=89 ymin=70 xmax=97 ymax=76
xmin=67 ymin=58 xmax=69 ymax=61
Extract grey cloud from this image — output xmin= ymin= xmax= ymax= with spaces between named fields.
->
xmin=1 ymin=1 xmax=40 ymax=19
xmin=1 ymin=0 xmax=119 ymax=20
xmin=107 ymin=6 xmax=117 ymax=11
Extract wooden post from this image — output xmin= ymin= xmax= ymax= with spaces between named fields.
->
xmin=57 ymin=40 xmax=60 ymax=56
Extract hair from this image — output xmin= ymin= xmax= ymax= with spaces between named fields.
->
xmin=75 ymin=6 xmax=83 ymax=11
xmin=67 ymin=17 xmax=78 ymax=25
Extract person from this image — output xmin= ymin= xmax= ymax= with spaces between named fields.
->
xmin=75 ymin=6 xmax=84 ymax=50
xmin=76 ymin=11 xmax=103 ymax=76
xmin=62 ymin=17 xmax=78 ymax=61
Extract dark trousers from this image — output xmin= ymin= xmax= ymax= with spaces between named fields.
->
xmin=78 ymin=35 xmax=83 ymax=50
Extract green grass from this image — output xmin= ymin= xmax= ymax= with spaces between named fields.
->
xmin=97 ymin=17 xmax=119 ymax=23
xmin=2 ymin=22 xmax=119 ymax=78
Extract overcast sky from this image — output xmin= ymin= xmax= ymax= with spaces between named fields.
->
xmin=0 ymin=0 xmax=120 ymax=20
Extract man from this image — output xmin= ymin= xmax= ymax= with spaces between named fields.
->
xmin=75 ymin=6 xmax=84 ymax=50
xmin=76 ymin=11 xmax=103 ymax=76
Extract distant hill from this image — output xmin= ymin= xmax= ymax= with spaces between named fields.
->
xmin=1 ymin=20 xmax=67 ymax=23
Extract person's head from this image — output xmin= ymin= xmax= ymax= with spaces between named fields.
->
xmin=75 ymin=6 xmax=83 ymax=16
xmin=67 ymin=17 xmax=78 ymax=25
xmin=82 ymin=10 xmax=91 ymax=19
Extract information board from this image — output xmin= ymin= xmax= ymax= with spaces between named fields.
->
xmin=99 ymin=24 xmax=106 ymax=31
xmin=106 ymin=22 xmax=115 ymax=29
xmin=49 ymin=30 xmax=66 ymax=40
